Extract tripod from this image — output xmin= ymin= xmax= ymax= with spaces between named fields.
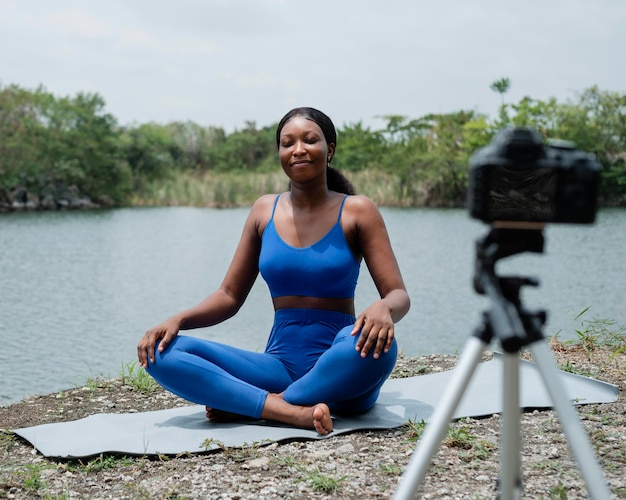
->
xmin=393 ymin=227 xmax=611 ymax=500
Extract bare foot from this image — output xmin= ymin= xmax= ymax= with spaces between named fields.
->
xmin=205 ymin=407 xmax=255 ymax=423
xmin=311 ymin=403 xmax=333 ymax=435
xmin=261 ymin=394 xmax=333 ymax=435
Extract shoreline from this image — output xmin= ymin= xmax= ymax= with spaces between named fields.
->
xmin=1 ymin=348 xmax=624 ymax=498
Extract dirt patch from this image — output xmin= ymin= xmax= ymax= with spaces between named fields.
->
xmin=1 ymin=347 xmax=624 ymax=499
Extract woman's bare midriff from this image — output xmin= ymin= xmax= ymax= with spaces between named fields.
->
xmin=272 ymin=296 xmax=355 ymax=316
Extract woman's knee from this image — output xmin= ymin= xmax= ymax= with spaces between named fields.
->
xmin=145 ymin=337 xmax=185 ymax=375
xmin=335 ymin=328 xmax=398 ymax=365
xmin=150 ymin=335 xmax=197 ymax=361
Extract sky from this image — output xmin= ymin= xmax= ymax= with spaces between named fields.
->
xmin=1 ymin=0 xmax=625 ymax=132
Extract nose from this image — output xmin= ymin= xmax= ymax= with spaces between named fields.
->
xmin=293 ymin=140 xmax=307 ymax=156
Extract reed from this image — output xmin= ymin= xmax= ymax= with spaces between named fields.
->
xmin=132 ymin=170 xmax=285 ymax=207
xmin=132 ymin=169 xmax=432 ymax=207
xmin=347 ymin=170 xmax=433 ymax=207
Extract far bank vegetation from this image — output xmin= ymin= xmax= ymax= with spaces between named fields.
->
xmin=1 ymin=81 xmax=625 ymax=211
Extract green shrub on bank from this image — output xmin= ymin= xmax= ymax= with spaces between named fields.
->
xmin=2 ymin=82 xmax=625 ymax=210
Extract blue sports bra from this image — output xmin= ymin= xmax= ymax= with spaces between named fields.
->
xmin=259 ymin=194 xmax=360 ymax=299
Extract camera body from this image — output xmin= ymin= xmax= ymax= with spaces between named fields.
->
xmin=468 ymin=127 xmax=601 ymax=224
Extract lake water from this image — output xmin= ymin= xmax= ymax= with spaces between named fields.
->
xmin=1 ymin=207 xmax=624 ymax=406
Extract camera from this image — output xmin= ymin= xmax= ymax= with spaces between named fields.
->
xmin=468 ymin=127 xmax=601 ymax=224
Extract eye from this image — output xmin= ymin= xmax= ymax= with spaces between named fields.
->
xmin=305 ymin=137 xmax=318 ymax=144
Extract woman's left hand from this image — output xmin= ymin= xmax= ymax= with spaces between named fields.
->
xmin=351 ymin=300 xmax=395 ymax=359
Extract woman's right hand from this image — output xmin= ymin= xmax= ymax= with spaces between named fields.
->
xmin=137 ymin=317 xmax=181 ymax=368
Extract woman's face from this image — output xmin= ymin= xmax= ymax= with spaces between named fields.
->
xmin=278 ymin=116 xmax=335 ymax=184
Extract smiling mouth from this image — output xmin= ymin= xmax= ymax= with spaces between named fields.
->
xmin=291 ymin=160 xmax=310 ymax=167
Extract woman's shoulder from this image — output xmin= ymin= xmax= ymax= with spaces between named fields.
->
xmin=251 ymin=192 xmax=291 ymax=212
xmin=340 ymin=194 xmax=385 ymax=232
xmin=247 ymin=193 xmax=286 ymax=230
xmin=343 ymin=194 xmax=380 ymax=214
xmin=252 ymin=193 xmax=282 ymax=208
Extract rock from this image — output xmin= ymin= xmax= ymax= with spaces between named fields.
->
xmin=5 ymin=184 xmax=98 ymax=211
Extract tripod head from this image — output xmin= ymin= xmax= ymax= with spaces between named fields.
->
xmin=473 ymin=226 xmax=547 ymax=352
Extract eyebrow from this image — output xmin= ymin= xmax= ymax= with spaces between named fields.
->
xmin=280 ymin=128 xmax=322 ymax=139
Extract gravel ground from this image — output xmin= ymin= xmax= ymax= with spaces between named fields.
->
xmin=1 ymin=344 xmax=624 ymax=499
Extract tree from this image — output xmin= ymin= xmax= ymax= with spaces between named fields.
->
xmin=46 ymin=91 xmax=130 ymax=203
xmin=165 ymin=121 xmax=227 ymax=171
xmin=567 ymin=87 xmax=626 ymax=202
xmin=0 ymin=84 xmax=131 ymax=205
xmin=331 ymin=122 xmax=386 ymax=172
xmin=208 ymin=121 xmax=275 ymax=172
xmin=490 ymin=78 xmax=512 ymax=125
xmin=0 ymin=84 xmax=48 ymax=192
xmin=490 ymin=77 xmax=511 ymax=105
xmin=121 ymin=123 xmax=178 ymax=184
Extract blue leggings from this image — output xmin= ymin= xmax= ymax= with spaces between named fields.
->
xmin=146 ymin=308 xmax=397 ymax=418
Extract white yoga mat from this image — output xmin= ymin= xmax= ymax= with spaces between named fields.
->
xmin=13 ymin=354 xmax=618 ymax=458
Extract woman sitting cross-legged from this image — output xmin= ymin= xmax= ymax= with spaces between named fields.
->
xmin=136 ymin=106 xmax=411 ymax=435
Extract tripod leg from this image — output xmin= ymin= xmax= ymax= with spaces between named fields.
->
xmin=528 ymin=341 xmax=611 ymax=499
xmin=393 ymin=336 xmax=488 ymax=500
xmin=499 ymin=353 xmax=523 ymax=500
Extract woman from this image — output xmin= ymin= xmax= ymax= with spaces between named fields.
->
xmin=137 ymin=107 xmax=410 ymax=435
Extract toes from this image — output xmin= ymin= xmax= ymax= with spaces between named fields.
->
xmin=312 ymin=404 xmax=333 ymax=435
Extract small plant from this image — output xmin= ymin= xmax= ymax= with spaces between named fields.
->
xmin=202 ymin=439 xmax=270 ymax=462
xmin=297 ymin=466 xmax=347 ymax=493
xmin=380 ymin=462 xmax=403 ymax=475
xmin=120 ymin=361 xmax=159 ymax=393
xmin=275 ymin=455 xmax=297 ymax=467
xmin=84 ymin=375 xmax=108 ymax=393
xmin=90 ymin=454 xmax=133 ymax=472
xmin=444 ymin=425 xmax=476 ymax=449
xmin=558 ymin=360 xmax=593 ymax=377
xmin=0 ymin=430 xmax=14 ymax=453
xmin=18 ymin=463 xmax=47 ymax=492
xmin=545 ymin=480 xmax=568 ymax=499
xmin=68 ymin=454 xmax=133 ymax=473
xmin=404 ymin=418 xmax=427 ymax=441
xmin=569 ymin=308 xmax=626 ymax=355
xmin=200 ymin=438 xmax=225 ymax=451
xmin=459 ymin=439 xmax=495 ymax=462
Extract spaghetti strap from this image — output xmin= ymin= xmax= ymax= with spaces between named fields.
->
xmin=337 ymin=195 xmax=348 ymax=223
xmin=270 ymin=194 xmax=281 ymax=220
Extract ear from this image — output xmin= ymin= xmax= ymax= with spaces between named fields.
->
xmin=327 ymin=143 xmax=336 ymax=163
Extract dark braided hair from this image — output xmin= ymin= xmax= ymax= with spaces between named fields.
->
xmin=276 ymin=107 xmax=356 ymax=195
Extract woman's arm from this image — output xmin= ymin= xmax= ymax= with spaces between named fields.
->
xmin=345 ymin=196 xmax=411 ymax=359
xmin=137 ymin=196 xmax=273 ymax=367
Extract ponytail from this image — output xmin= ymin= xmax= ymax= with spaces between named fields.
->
xmin=327 ymin=165 xmax=356 ymax=195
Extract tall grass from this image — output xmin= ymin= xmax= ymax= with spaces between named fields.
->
xmin=131 ymin=169 xmax=439 ymax=207
xmin=349 ymin=170 xmax=435 ymax=207
xmin=132 ymin=170 xmax=284 ymax=207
